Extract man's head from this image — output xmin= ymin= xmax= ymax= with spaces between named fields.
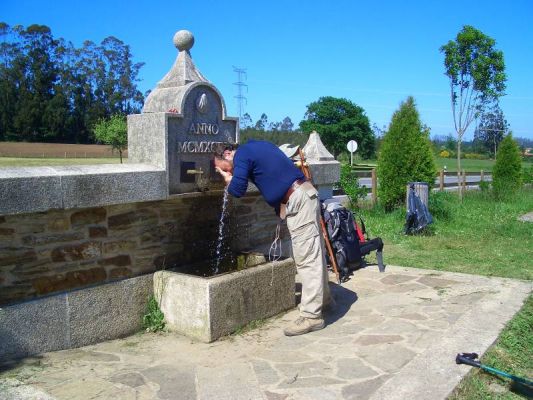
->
xmin=214 ymin=144 xmax=237 ymax=174
xmin=214 ymin=155 xmax=233 ymax=174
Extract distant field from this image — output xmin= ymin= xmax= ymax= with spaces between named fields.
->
xmin=0 ymin=157 xmax=122 ymax=167
xmin=0 ymin=141 xmax=125 ymax=158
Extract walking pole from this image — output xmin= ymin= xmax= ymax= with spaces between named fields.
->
xmin=456 ymin=353 xmax=533 ymax=390
xmin=296 ymin=148 xmax=341 ymax=284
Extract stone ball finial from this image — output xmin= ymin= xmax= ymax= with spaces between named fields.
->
xmin=173 ymin=30 xmax=194 ymax=51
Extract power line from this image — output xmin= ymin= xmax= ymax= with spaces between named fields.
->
xmin=232 ymin=66 xmax=248 ymax=123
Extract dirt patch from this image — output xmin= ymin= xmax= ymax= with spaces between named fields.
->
xmin=0 ymin=142 xmax=126 ymax=158
xmin=518 ymin=212 xmax=533 ymax=222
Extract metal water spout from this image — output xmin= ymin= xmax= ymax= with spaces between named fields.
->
xmin=186 ymin=167 xmax=209 ymax=191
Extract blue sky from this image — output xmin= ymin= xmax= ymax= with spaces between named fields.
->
xmin=4 ymin=0 xmax=533 ymax=140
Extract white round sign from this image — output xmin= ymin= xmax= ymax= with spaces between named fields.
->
xmin=347 ymin=140 xmax=358 ymax=153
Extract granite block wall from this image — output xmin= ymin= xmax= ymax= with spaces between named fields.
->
xmin=0 ymin=192 xmax=287 ymax=306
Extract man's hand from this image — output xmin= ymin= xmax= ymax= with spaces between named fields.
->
xmin=215 ymin=166 xmax=233 ymax=185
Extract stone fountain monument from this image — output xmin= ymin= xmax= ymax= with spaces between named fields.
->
xmin=128 ymin=30 xmax=238 ymax=194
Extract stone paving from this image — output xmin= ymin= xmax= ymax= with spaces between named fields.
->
xmin=1 ymin=265 xmax=531 ymax=400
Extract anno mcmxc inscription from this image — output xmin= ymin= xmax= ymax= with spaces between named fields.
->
xmin=177 ymin=141 xmax=226 ymax=153
xmin=188 ymin=122 xmax=220 ymax=135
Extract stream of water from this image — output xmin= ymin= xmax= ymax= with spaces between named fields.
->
xmin=213 ymin=188 xmax=230 ymax=274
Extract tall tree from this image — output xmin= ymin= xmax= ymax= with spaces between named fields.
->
xmin=254 ymin=113 xmax=268 ymax=131
xmin=440 ymin=25 xmax=506 ymax=199
xmin=473 ymin=103 xmax=508 ymax=157
xmin=299 ymin=96 xmax=375 ymax=159
xmin=240 ymin=112 xmax=253 ymax=129
xmin=0 ymin=23 xmax=145 ymax=143
xmin=12 ymin=24 xmax=62 ymax=142
xmin=0 ymin=23 xmax=21 ymax=140
xmin=280 ymin=116 xmax=294 ymax=132
xmin=377 ymin=97 xmax=436 ymax=210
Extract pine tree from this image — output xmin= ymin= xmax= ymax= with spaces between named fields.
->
xmin=377 ymin=97 xmax=437 ymax=209
xmin=492 ymin=133 xmax=522 ymax=199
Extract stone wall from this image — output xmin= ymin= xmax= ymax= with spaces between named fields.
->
xmin=0 ymin=192 xmax=287 ymax=306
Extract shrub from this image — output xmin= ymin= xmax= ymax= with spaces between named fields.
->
xmin=340 ymin=163 xmax=367 ymax=208
xmin=439 ymin=150 xmax=451 ymax=158
xmin=478 ymin=180 xmax=490 ymax=193
xmin=492 ymin=134 xmax=522 ymax=199
xmin=428 ymin=191 xmax=454 ymax=221
xmin=522 ymin=165 xmax=533 ymax=185
xmin=377 ymin=97 xmax=437 ymax=210
xmin=464 ymin=152 xmax=488 ymax=160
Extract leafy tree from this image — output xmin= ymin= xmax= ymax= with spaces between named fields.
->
xmin=492 ymin=133 xmax=522 ymax=199
xmin=93 ymin=114 xmax=127 ymax=163
xmin=440 ymin=25 xmax=506 ymax=199
xmin=377 ymin=97 xmax=437 ymax=210
xmin=473 ymin=103 xmax=508 ymax=157
xmin=299 ymin=96 xmax=375 ymax=159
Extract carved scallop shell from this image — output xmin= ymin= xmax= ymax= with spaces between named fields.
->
xmin=197 ymin=93 xmax=208 ymax=114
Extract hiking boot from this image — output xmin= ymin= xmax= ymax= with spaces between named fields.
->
xmin=284 ymin=316 xmax=325 ymax=336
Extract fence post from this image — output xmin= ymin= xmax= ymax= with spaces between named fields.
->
xmin=64 ymin=152 xmax=67 ymax=158
xmin=480 ymin=169 xmax=484 ymax=182
xmin=371 ymin=168 xmax=377 ymax=207
xmin=406 ymin=182 xmax=429 ymax=210
xmin=439 ymin=169 xmax=444 ymax=191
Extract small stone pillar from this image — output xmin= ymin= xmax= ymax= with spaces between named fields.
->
xmin=303 ymin=131 xmax=340 ymax=200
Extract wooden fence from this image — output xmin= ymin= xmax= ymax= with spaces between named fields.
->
xmin=336 ymin=169 xmax=492 ymax=205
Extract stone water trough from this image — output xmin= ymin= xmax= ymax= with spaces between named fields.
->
xmin=154 ymin=254 xmax=295 ymax=342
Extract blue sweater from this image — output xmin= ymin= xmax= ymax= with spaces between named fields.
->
xmin=227 ymin=140 xmax=305 ymax=211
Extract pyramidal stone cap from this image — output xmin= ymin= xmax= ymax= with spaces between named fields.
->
xmin=303 ymin=131 xmax=335 ymax=161
xmin=142 ymin=30 xmax=211 ymax=113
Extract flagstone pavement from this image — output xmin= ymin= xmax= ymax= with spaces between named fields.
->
xmin=1 ymin=265 xmax=530 ymax=400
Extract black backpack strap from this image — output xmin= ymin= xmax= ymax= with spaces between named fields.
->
xmin=353 ymin=211 xmax=368 ymax=240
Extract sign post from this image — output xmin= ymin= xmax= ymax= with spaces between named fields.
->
xmin=347 ymin=140 xmax=358 ymax=166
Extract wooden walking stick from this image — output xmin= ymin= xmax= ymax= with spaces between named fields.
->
xmin=296 ymin=148 xmax=341 ymax=284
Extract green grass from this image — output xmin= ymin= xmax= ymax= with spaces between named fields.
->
xmin=449 ymin=294 xmax=533 ymax=399
xmin=435 ymin=157 xmax=497 ymax=172
xmin=359 ymin=188 xmax=533 ymax=280
xmin=0 ymin=157 xmax=122 ymax=167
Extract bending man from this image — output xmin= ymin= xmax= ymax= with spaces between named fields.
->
xmin=214 ymin=140 xmax=331 ymax=336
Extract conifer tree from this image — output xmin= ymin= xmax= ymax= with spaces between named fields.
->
xmin=492 ymin=133 xmax=522 ymax=199
xmin=377 ymin=97 xmax=436 ymax=209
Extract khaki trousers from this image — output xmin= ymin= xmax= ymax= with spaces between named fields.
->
xmin=285 ymin=182 xmax=330 ymax=319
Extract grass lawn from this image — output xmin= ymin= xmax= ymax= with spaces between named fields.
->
xmin=0 ymin=157 xmax=122 ymax=167
xmin=357 ymin=188 xmax=532 ymax=398
xmin=359 ymin=188 xmax=533 ymax=280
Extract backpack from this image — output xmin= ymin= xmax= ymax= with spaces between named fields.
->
xmin=323 ymin=202 xmax=361 ymax=279
xmin=323 ymin=202 xmax=385 ymax=281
